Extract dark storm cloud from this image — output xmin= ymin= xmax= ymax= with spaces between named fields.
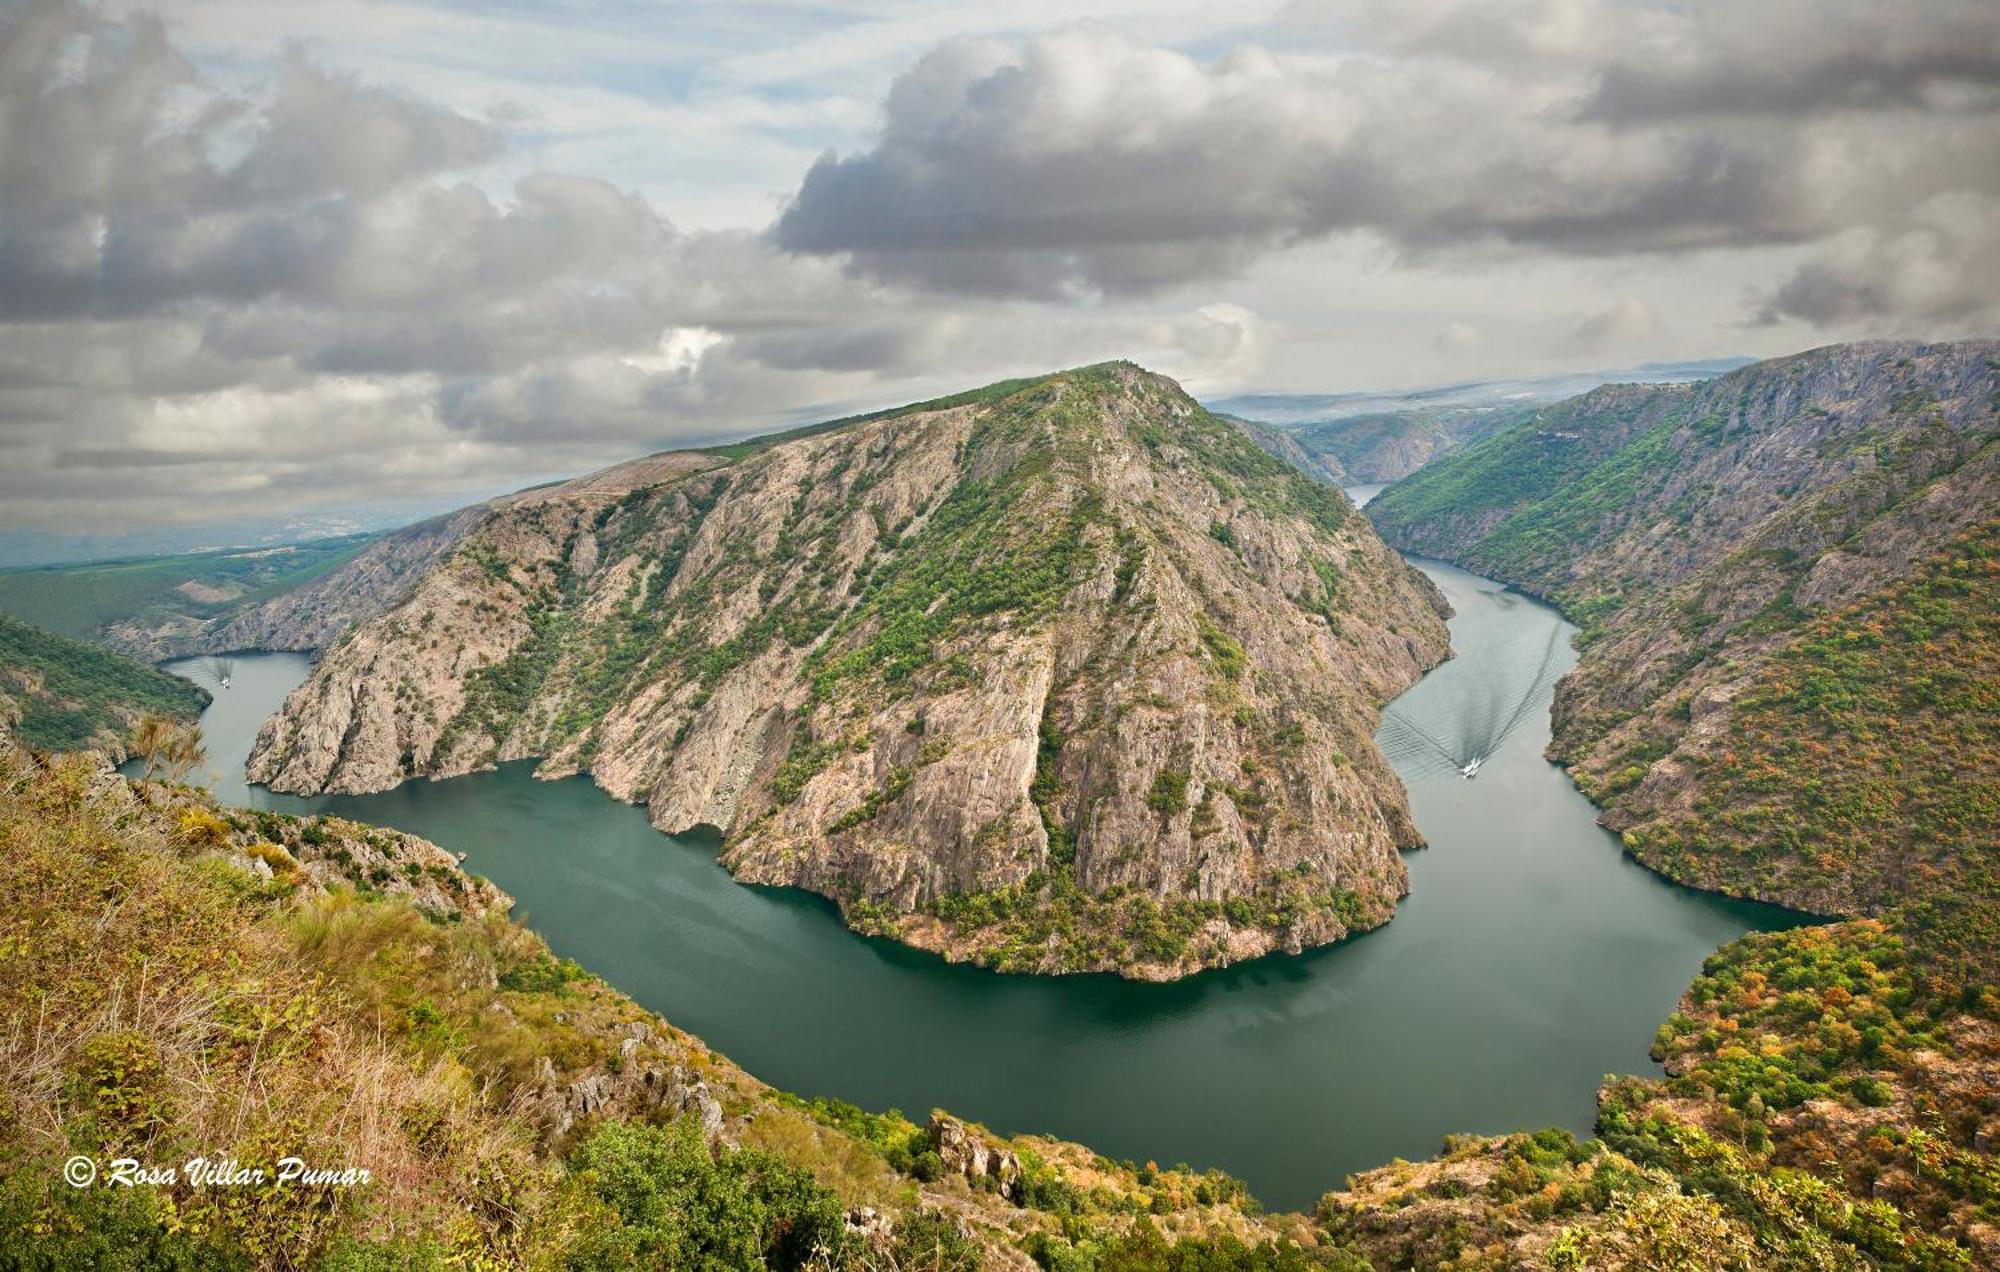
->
xmin=1758 ymin=202 xmax=2000 ymax=327
xmin=773 ymin=4 xmax=2000 ymax=317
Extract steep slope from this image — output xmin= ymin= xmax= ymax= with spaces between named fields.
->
xmin=12 ymin=713 xmax=1994 ymax=1267
xmin=1286 ymin=408 xmax=1519 ymax=483
xmin=102 ymin=508 xmax=486 ymax=662
xmin=1367 ymin=340 xmax=1999 ymax=918
xmin=248 ymin=362 xmax=1450 ymax=978
xmin=1223 ymin=412 xmax=1346 ymax=484
xmin=1228 ymin=407 xmax=1520 ymax=486
xmin=1 ymin=740 xmax=1329 ymax=1270
xmin=0 ymin=612 xmax=207 ymax=753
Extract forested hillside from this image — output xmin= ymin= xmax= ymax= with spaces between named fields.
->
xmin=0 ymin=612 xmax=207 ymax=754
xmin=1369 ymin=340 xmax=1999 ymax=921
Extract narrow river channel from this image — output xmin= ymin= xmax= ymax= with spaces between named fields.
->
xmin=160 ymin=545 xmax=1796 ymax=1211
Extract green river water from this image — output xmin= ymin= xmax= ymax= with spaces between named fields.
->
xmin=163 ymin=552 xmax=1796 ymax=1211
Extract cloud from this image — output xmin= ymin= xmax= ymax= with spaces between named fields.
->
xmin=1567 ymin=299 xmax=1660 ymax=352
xmin=1304 ymin=0 xmax=2000 ymax=118
xmin=1434 ymin=321 xmax=1483 ymax=355
xmin=773 ymin=8 xmax=2000 ymax=315
xmin=1758 ymin=194 xmax=2000 ymax=328
xmin=3 ymin=0 xmax=1995 ymax=535
xmin=0 ymin=2 xmax=999 ymax=525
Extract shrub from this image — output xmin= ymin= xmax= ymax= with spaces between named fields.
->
xmin=559 ymin=1119 xmax=854 ymax=1269
xmin=1147 ymin=769 xmax=1190 ymax=817
xmin=891 ymin=1208 xmax=983 ymax=1272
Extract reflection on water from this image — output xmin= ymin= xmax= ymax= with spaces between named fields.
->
xmin=161 ymin=559 xmax=1799 ymax=1211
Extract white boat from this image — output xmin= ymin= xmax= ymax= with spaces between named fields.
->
xmin=1460 ymin=759 xmax=1481 ymax=779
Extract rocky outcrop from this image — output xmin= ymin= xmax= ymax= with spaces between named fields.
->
xmin=1224 ymin=413 xmax=1346 ymax=484
xmin=131 ymin=773 xmax=512 ymax=922
xmin=246 ymin=362 xmax=1450 ymax=977
xmin=1259 ymin=407 xmax=1519 ymax=485
xmin=928 ymin=1113 xmax=1023 ymax=1200
xmin=1367 ymin=340 xmax=2000 ymax=915
xmin=532 ymin=1026 xmax=725 ymax=1143
xmin=104 ymin=507 xmax=487 ymax=662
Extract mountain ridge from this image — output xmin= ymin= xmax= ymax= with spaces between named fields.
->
xmin=246 ymin=361 xmax=1451 ymax=978
xmin=1367 ymin=338 xmax=1999 ymax=923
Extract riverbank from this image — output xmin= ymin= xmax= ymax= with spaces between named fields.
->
xmin=162 ymin=553 xmax=1798 ymax=1211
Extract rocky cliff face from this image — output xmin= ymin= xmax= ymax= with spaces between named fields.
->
xmin=248 ymin=362 xmax=1450 ymax=977
xmin=1236 ymin=407 xmax=1520 ymax=486
xmin=1367 ymin=340 xmax=1999 ymax=916
xmin=1225 ymin=414 xmax=1348 ymax=484
xmin=104 ymin=508 xmax=486 ymax=662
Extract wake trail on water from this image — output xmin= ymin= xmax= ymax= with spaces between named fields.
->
xmin=1377 ymin=621 xmax=1570 ymax=777
xmin=1478 ymin=624 xmax=1568 ymax=756
xmin=1379 ymin=715 xmax=1462 ymax=770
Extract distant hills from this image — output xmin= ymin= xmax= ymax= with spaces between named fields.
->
xmin=1210 ymin=357 xmax=1755 ymax=485
xmin=1208 ymin=357 xmax=1756 ymax=427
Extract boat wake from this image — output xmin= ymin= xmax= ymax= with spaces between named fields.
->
xmin=1377 ymin=623 xmax=1568 ymax=779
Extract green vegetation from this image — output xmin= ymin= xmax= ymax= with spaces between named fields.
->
xmin=1312 ymin=912 xmax=1998 ymax=1268
xmin=2 ymin=731 xmax=1369 ymax=1268
xmin=559 ymin=1119 xmax=854 ymax=1268
xmin=1028 ymin=1228 xmax=1354 ymax=1271
xmin=0 ymin=533 xmax=378 ymax=641
xmin=1623 ymin=522 xmax=1998 ymax=916
xmin=924 ymin=873 xmax=1372 ymax=975
xmin=1195 ymin=616 xmax=1247 ymax=681
xmin=0 ymin=612 xmax=207 ymax=749
xmin=1146 ymin=768 xmax=1190 ymax=816
xmin=1364 ymin=394 xmax=1634 ymax=560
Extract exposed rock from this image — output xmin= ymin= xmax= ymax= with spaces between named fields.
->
xmin=104 ymin=506 xmax=488 ymax=662
xmin=1369 ymin=339 xmax=1999 ymax=915
xmin=245 ymin=363 xmax=1449 ymax=977
xmin=844 ymin=1207 xmax=892 ymax=1240
xmin=929 ymin=1113 xmax=1023 ymax=1200
xmin=531 ymin=1039 xmax=724 ymax=1143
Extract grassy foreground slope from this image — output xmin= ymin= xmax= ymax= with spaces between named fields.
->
xmin=2 ymin=737 xmax=1994 ymax=1268
xmin=0 ymin=612 xmax=207 ymax=753
xmin=0 ymin=738 xmax=1335 ymax=1270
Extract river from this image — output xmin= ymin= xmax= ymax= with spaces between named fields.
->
xmin=158 ymin=550 xmax=1795 ymax=1211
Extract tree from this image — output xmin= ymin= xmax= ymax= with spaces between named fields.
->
xmin=130 ymin=713 xmax=206 ymax=782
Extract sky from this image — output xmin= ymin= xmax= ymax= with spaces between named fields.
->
xmin=1 ymin=0 xmax=1996 ymax=540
